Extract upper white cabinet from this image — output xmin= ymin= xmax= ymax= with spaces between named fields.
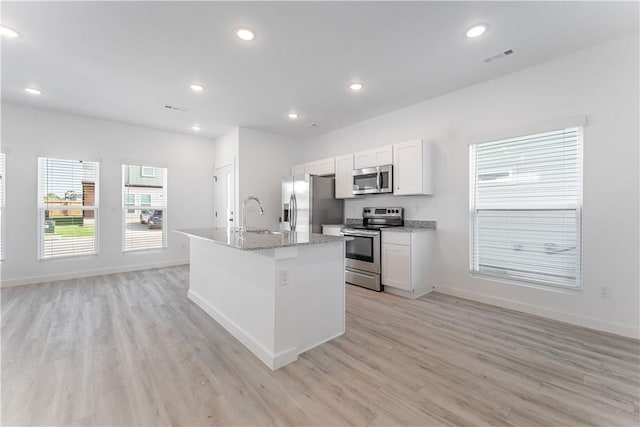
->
xmin=334 ymin=154 xmax=355 ymax=199
xmin=393 ymin=140 xmax=434 ymax=196
xmin=304 ymin=157 xmax=335 ymax=176
xmin=291 ymin=164 xmax=305 ymax=176
xmin=354 ymin=145 xmax=393 ymax=169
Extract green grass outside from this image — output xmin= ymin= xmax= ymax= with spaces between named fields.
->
xmin=50 ymin=224 xmax=95 ymax=237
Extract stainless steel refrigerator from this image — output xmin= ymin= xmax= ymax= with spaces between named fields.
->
xmin=281 ymin=175 xmax=344 ymax=233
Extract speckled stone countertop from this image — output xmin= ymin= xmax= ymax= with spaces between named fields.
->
xmin=344 ymin=219 xmax=436 ymax=232
xmin=385 ymin=220 xmax=437 ymax=232
xmin=174 ymin=228 xmax=348 ymax=251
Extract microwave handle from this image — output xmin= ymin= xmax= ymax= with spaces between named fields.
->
xmin=376 ymin=170 xmax=382 ymax=191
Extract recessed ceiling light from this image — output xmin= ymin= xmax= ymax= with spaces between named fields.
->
xmin=288 ymin=112 xmax=299 ymax=119
xmin=24 ymin=87 xmax=42 ymax=95
xmin=349 ymin=82 xmax=364 ymax=91
xmin=0 ymin=25 xmax=20 ymax=38
xmin=466 ymin=24 xmax=488 ymax=38
xmin=191 ymin=125 xmax=201 ymax=131
xmin=235 ymin=28 xmax=256 ymax=41
xmin=189 ymin=83 xmax=205 ymax=93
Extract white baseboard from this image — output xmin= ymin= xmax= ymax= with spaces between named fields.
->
xmin=384 ymin=286 xmax=433 ymax=300
xmin=188 ymin=289 xmax=295 ymax=370
xmin=434 ymin=285 xmax=639 ymax=340
xmin=1 ymin=259 xmax=190 ymax=288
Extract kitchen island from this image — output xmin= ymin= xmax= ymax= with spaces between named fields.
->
xmin=175 ymin=228 xmax=348 ymax=370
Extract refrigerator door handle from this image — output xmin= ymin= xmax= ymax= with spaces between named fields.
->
xmin=288 ymin=194 xmax=294 ymax=230
xmin=292 ymin=194 xmax=298 ymax=231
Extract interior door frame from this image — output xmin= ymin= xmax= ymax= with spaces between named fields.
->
xmin=214 ymin=161 xmax=235 ymax=228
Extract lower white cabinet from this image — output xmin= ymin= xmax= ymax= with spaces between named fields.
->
xmin=382 ymin=243 xmax=412 ymax=290
xmin=381 ymin=230 xmax=433 ymax=298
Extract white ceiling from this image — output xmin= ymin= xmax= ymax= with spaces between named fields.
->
xmin=1 ymin=1 xmax=638 ymax=139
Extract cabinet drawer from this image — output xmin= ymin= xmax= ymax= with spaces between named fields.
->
xmin=382 ymin=231 xmax=410 ymax=246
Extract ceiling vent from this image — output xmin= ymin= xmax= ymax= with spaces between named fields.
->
xmin=163 ymin=104 xmax=188 ymax=112
xmin=483 ymin=48 xmax=515 ymax=64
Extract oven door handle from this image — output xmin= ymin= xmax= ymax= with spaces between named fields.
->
xmin=342 ymin=230 xmax=380 ymax=237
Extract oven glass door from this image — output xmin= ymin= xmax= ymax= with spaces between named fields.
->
xmin=343 ymin=231 xmax=381 ymax=274
xmin=345 ymin=234 xmax=374 ymax=263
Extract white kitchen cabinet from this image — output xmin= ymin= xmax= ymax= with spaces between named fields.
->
xmin=334 ymin=154 xmax=355 ymax=199
xmin=354 ymin=145 xmax=393 ymax=169
xmin=292 ymin=164 xmax=305 ymax=176
xmin=382 ymin=243 xmax=412 ymax=290
xmin=381 ymin=230 xmax=433 ymax=298
xmin=304 ymin=157 xmax=335 ymax=176
xmin=393 ymin=140 xmax=434 ymax=196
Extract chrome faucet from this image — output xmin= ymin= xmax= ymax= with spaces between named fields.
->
xmin=240 ymin=196 xmax=264 ymax=231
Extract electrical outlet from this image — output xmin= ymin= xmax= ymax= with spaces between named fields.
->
xmin=599 ymin=286 xmax=612 ymax=299
xmin=279 ymin=269 xmax=289 ymax=287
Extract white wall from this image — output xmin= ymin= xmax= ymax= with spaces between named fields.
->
xmin=295 ymin=35 xmax=640 ymax=338
xmin=238 ymin=128 xmax=296 ymax=229
xmin=1 ymin=103 xmax=216 ymax=286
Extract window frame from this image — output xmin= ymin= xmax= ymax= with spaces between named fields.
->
xmin=0 ymin=153 xmax=5 ymax=261
xmin=469 ymin=126 xmax=584 ymax=291
xmin=140 ymin=193 xmax=152 ymax=206
xmin=37 ymin=157 xmax=100 ymax=260
xmin=121 ymin=164 xmax=168 ymax=252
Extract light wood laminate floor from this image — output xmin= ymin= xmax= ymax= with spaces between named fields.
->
xmin=2 ymin=266 xmax=639 ymax=426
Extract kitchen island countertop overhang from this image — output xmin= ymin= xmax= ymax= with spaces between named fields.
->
xmin=174 ymin=227 xmax=349 ymax=370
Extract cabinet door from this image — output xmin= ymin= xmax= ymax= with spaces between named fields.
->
xmin=354 ymin=150 xmax=375 ymax=169
xmin=335 ymin=154 xmax=355 ymax=199
xmin=315 ymin=158 xmax=335 ymax=175
xmin=305 ymin=158 xmax=335 ymax=176
xmin=393 ymin=140 xmax=422 ymax=195
xmin=292 ymin=164 xmax=305 ymax=176
xmin=382 ymin=243 xmax=412 ymax=290
xmin=373 ymin=145 xmax=393 ymax=166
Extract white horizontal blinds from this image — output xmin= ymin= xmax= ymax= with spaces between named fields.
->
xmin=470 ymin=127 xmax=583 ymax=288
xmin=122 ymin=164 xmax=167 ymax=251
xmin=0 ymin=153 xmax=5 ymax=260
xmin=38 ymin=157 xmax=99 ymax=259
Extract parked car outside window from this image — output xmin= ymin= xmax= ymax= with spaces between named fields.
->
xmin=147 ymin=210 xmax=163 ymax=229
xmin=140 ymin=209 xmax=153 ymax=224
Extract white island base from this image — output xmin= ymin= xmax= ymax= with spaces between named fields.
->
xmin=186 ymin=234 xmax=345 ymax=370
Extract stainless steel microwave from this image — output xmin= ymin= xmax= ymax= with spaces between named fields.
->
xmin=352 ymin=165 xmax=393 ymax=195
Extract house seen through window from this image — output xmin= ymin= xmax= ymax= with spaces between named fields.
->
xmin=122 ymin=164 xmax=167 ymax=251
xmin=38 ymin=157 xmax=99 ymax=259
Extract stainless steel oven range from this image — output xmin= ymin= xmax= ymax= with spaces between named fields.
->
xmin=341 ymin=207 xmax=404 ymax=291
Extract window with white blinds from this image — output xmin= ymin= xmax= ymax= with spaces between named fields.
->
xmin=0 ymin=153 xmax=5 ymax=260
xmin=38 ymin=157 xmax=99 ymax=259
xmin=122 ymin=164 xmax=167 ymax=251
xmin=469 ymin=127 xmax=583 ymax=288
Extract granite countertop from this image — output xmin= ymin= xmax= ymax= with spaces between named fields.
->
xmin=382 ymin=226 xmax=434 ymax=233
xmin=345 ymin=218 xmax=437 ymax=232
xmin=174 ymin=227 xmax=348 ymax=251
